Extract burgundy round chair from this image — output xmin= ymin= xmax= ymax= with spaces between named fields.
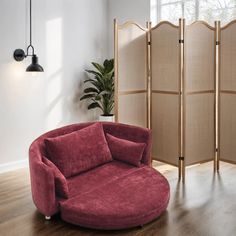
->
xmin=29 ymin=122 xmax=170 ymax=230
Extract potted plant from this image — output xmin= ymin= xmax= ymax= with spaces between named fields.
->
xmin=80 ymin=59 xmax=115 ymax=122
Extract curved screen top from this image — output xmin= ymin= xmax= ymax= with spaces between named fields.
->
xmin=186 ymin=20 xmax=215 ymax=30
xmin=221 ymin=19 xmax=236 ymax=30
xmin=151 ymin=21 xmax=179 ymax=30
xmin=116 ymin=18 xmax=236 ymax=32
xmin=116 ymin=20 xmax=148 ymax=32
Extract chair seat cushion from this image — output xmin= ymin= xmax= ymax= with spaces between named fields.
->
xmin=60 ymin=166 xmax=170 ymax=230
xmin=45 ymin=123 xmax=112 ymax=178
xmin=66 ymin=160 xmax=141 ymax=198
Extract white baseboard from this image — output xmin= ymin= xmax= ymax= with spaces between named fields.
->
xmin=0 ymin=159 xmax=28 ymax=174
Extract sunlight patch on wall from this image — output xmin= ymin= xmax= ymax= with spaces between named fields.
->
xmin=46 ymin=18 xmax=63 ymax=130
xmin=46 ymin=18 xmax=62 ymax=77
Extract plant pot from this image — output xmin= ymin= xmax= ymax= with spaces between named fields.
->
xmin=99 ymin=114 xmax=115 ymax=122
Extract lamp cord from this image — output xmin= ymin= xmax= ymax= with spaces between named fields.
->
xmin=30 ymin=0 xmax=32 ymax=46
xmin=27 ymin=0 xmax=34 ymax=56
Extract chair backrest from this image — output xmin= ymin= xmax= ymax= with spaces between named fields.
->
xmin=29 ymin=122 xmax=152 ymax=165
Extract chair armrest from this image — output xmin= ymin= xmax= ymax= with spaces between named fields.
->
xmin=29 ymin=160 xmax=59 ymax=216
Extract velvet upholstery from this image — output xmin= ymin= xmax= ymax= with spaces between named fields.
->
xmin=28 ymin=122 xmax=169 ymax=230
xmin=60 ymin=166 xmax=170 ymax=230
xmin=106 ymin=133 xmax=146 ymax=167
xmin=66 ymin=160 xmax=143 ymax=198
xmin=29 ymin=157 xmax=58 ymax=216
xmin=42 ymin=157 xmax=69 ymax=199
xmin=45 ymin=123 xmax=112 ymax=177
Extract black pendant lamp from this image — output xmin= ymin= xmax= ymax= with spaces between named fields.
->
xmin=13 ymin=0 xmax=44 ymax=72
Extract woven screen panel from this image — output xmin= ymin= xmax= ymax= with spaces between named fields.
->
xmin=184 ymin=23 xmax=215 ymax=165
xmin=220 ymin=94 xmax=236 ymax=163
xmin=118 ymin=93 xmax=147 ymax=128
xmin=151 ymin=23 xmax=180 ymax=92
xmin=118 ymin=24 xmax=147 ymax=91
xmin=185 ymin=94 xmax=215 ymax=165
xmin=221 ymin=24 xmax=236 ymax=91
xmin=185 ymin=23 xmax=215 ymax=91
xmin=117 ymin=23 xmax=147 ymax=128
xmin=152 ymin=93 xmax=179 ymax=166
xmin=220 ymin=23 xmax=236 ymax=163
xmin=151 ymin=22 xmax=180 ymax=165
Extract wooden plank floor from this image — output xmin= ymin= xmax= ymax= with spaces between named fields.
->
xmin=0 ymin=161 xmax=236 ymax=236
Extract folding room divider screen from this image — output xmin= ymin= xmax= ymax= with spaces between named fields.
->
xmin=184 ymin=21 xmax=216 ymax=168
xmin=114 ymin=20 xmax=149 ymax=128
xmin=114 ymin=18 xmax=236 ymax=180
xmin=151 ymin=20 xmax=181 ymax=172
xmin=219 ymin=20 xmax=236 ymax=166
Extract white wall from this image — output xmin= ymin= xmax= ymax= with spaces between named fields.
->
xmin=0 ymin=0 xmax=109 ymax=170
xmin=107 ymin=0 xmax=150 ymax=56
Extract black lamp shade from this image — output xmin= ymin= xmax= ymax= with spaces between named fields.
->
xmin=26 ymin=55 xmax=44 ymax=72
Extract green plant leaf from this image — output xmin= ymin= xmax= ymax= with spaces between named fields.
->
xmin=99 ymin=90 xmax=111 ymax=96
xmin=84 ymin=79 xmax=95 ymax=83
xmin=90 ymin=80 xmax=103 ymax=91
xmin=80 ymin=58 xmax=115 ymax=115
xmin=80 ymin=94 xmax=95 ymax=101
xmin=84 ymin=87 xmax=99 ymax=94
xmin=103 ymin=59 xmax=114 ymax=74
xmin=92 ymin=62 xmax=105 ymax=74
xmin=103 ymin=59 xmax=110 ymax=70
xmin=88 ymin=102 xmax=101 ymax=110
xmin=103 ymin=69 xmax=114 ymax=80
xmin=85 ymin=70 xmax=102 ymax=78
xmin=95 ymin=95 xmax=101 ymax=100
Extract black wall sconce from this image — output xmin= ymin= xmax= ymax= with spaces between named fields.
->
xmin=13 ymin=0 xmax=44 ymax=72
